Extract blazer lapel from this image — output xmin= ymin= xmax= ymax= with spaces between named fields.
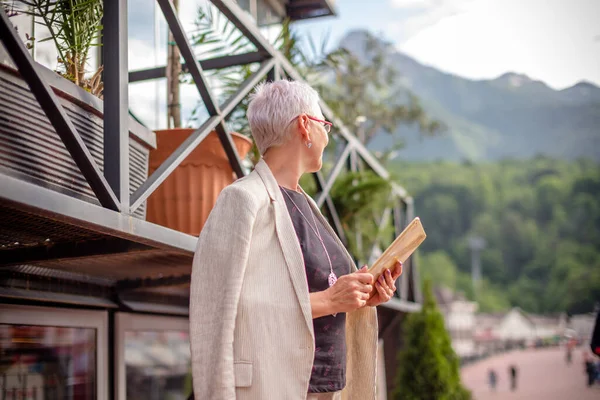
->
xmin=254 ymin=160 xmax=314 ymax=337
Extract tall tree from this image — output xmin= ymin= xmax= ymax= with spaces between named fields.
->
xmin=312 ymin=32 xmax=444 ymax=161
xmin=166 ymin=0 xmax=181 ymax=128
xmin=393 ymin=280 xmax=471 ymax=400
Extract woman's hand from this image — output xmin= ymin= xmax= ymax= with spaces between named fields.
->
xmin=365 ymin=260 xmax=403 ymax=307
xmin=327 ymin=266 xmax=374 ymax=313
xmin=310 ymin=266 xmax=373 ymax=317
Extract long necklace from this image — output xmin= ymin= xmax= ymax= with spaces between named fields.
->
xmin=282 ymin=188 xmax=338 ymax=288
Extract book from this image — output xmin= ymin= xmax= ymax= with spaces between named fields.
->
xmin=368 ymin=217 xmax=426 ymax=290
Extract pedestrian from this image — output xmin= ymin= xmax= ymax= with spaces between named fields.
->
xmin=488 ymin=369 xmax=497 ymax=391
xmin=566 ymin=338 xmax=575 ymax=364
xmin=509 ymin=364 xmax=518 ymax=391
xmin=584 ymin=352 xmax=596 ymax=387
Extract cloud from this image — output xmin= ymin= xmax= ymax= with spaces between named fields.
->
xmin=388 ymin=0 xmax=475 ymax=41
xmin=398 ymin=0 xmax=600 ymax=89
xmin=390 ymin=0 xmax=436 ymax=8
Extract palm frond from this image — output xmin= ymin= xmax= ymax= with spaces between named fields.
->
xmin=4 ymin=0 xmax=104 ymax=93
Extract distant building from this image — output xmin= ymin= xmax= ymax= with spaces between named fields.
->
xmin=473 ymin=313 xmax=505 ymax=356
xmin=475 ymin=307 xmax=567 ymax=354
xmin=568 ymin=313 xmax=597 ymax=343
xmin=434 ymin=286 xmax=570 ymax=359
xmin=434 ymin=286 xmax=478 ymax=358
xmin=529 ymin=313 xmax=568 ymax=339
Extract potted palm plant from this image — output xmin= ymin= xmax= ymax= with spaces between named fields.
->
xmin=145 ymin=6 xmax=258 ymax=235
xmin=160 ymin=5 xmax=395 ymax=240
xmin=0 ymin=1 xmax=155 ymax=218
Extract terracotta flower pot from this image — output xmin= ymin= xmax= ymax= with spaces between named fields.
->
xmin=146 ymin=128 xmax=253 ymax=236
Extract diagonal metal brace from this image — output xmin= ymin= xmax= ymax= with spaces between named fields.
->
xmin=130 ymin=59 xmax=274 ymax=212
xmin=313 ymin=171 xmax=347 ymax=245
xmin=130 ymin=116 xmax=221 ymax=213
xmin=157 ymin=0 xmax=221 ymax=116
xmin=316 ymin=143 xmax=353 ymax=208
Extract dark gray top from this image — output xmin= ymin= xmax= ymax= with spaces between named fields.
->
xmin=280 ymin=186 xmax=349 ymax=393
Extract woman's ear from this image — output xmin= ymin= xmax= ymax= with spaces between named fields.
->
xmin=296 ymin=114 xmax=311 ymax=143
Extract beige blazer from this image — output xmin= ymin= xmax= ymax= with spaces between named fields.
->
xmin=190 ymin=159 xmax=378 ymax=400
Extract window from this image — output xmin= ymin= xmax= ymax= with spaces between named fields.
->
xmin=115 ymin=314 xmax=191 ymax=400
xmin=256 ymin=0 xmax=282 ymax=25
xmin=0 ymin=305 xmax=108 ymax=400
xmin=235 ymin=0 xmax=251 ymax=13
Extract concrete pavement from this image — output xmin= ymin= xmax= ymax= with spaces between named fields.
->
xmin=460 ymin=347 xmax=600 ymax=400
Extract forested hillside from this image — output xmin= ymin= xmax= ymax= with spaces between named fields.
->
xmin=340 ymin=31 xmax=600 ymax=162
xmin=390 ymin=157 xmax=600 ymax=314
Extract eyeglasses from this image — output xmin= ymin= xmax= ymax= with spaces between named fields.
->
xmin=307 ymin=116 xmax=333 ymax=133
xmin=288 ymin=115 xmax=333 ymax=133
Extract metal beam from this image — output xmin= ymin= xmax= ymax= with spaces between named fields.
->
xmin=0 ymin=287 xmax=118 ymax=308
xmin=380 ymin=298 xmax=422 ymax=313
xmin=128 ymin=51 xmax=267 ymax=83
xmin=0 ymin=174 xmax=198 ymax=254
xmin=399 ymin=201 xmax=410 ymax=301
xmin=316 ymin=143 xmax=353 ymax=207
xmin=405 ymin=199 xmax=422 ymax=304
xmin=392 ymin=202 xmax=404 ymax=298
xmin=214 ymin=122 xmax=245 ymax=178
xmin=130 ymin=116 xmax=221 ymax=213
xmin=103 ymin=0 xmax=130 ymax=211
xmin=313 ymin=170 xmax=346 ymax=245
xmin=210 ymin=0 xmax=411 ymax=202
xmin=217 ymin=58 xmax=275 ymax=178
xmin=267 ymin=61 xmax=281 ymax=82
xmin=264 ymin=0 xmax=286 ymax=18
xmin=392 ymin=202 xmax=404 ymax=237
xmin=220 ymin=58 xmax=275 ymax=116
xmin=211 ymin=0 xmax=271 ymax=54
xmin=379 ymin=310 xmax=404 ymax=338
xmin=130 ymin=59 xmax=274 ymax=212
xmin=116 ymin=274 xmax=191 ymax=292
xmin=368 ymin=205 xmax=392 ymax=260
xmin=1 ymin=238 xmax=152 ymax=266
xmin=0 ymin=7 xmax=119 ymax=211
xmin=157 ymin=0 xmax=221 ymax=116
xmin=158 ymin=0 xmax=264 ymax=181
xmin=346 ymin=148 xmax=364 ymax=257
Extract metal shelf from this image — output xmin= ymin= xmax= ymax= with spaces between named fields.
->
xmin=1 ymin=173 xmax=196 ymax=285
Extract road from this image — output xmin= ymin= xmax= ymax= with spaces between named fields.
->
xmin=460 ymin=347 xmax=600 ymax=400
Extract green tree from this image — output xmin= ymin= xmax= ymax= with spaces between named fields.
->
xmin=391 ymin=158 xmax=600 ymax=314
xmin=3 ymin=0 xmax=105 ymax=95
xmin=330 ymin=170 xmax=392 ymax=264
xmin=393 ymin=280 xmax=471 ymax=400
xmin=315 ymin=32 xmax=444 ymax=162
xmin=420 ymin=251 xmax=459 ymax=289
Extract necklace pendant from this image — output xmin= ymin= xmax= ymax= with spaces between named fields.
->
xmin=328 ymin=271 xmax=338 ymax=287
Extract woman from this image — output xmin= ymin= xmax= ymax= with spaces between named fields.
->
xmin=189 ymin=80 xmax=403 ymax=400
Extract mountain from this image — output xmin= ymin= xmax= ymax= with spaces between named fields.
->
xmin=338 ymin=31 xmax=600 ymax=161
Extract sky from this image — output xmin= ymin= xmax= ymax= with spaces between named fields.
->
xmin=295 ymin=0 xmax=600 ymax=90
xmin=10 ymin=0 xmax=596 ymax=128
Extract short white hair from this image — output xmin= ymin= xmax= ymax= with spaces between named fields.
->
xmin=247 ymin=80 xmax=322 ymax=154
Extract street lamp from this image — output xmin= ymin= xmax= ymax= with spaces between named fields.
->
xmin=354 ymin=115 xmax=367 ymax=143
xmin=468 ymin=236 xmax=486 ymax=298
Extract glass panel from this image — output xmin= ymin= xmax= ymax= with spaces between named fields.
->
xmin=257 ymin=0 xmax=282 ymax=26
xmin=235 ymin=0 xmax=251 ymax=14
xmin=124 ymin=330 xmax=191 ymax=400
xmin=128 ymin=0 xmax=168 ymax=71
xmin=0 ymin=324 xmax=96 ymax=400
